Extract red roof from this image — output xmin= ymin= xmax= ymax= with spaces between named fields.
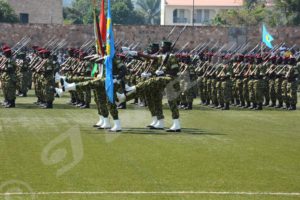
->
xmin=166 ymin=0 xmax=243 ymax=7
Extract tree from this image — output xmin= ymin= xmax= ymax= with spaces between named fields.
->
xmin=274 ymin=0 xmax=300 ymax=25
xmin=136 ymin=0 xmax=161 ymax=25
xmin=63 ymin=7 xmax=84 ymax=24
xmin=64 ymin=0 xmax=144 ymax=25
xmin=111 ymin=0 xmax=144 ymax=24
xmin=0 ymin=0 xmax=19 ymax=23
xmin=213 ymin=3 xmax=268 ymax=26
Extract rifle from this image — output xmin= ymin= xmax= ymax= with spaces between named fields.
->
xmin=166 ymin=26 xmax=177 ymax=40
xmin=171 ymin=25 xmax=187 ymax=51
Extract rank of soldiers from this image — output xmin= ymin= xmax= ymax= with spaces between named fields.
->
xmin=0 ymin=36 xmax=299 ymax=132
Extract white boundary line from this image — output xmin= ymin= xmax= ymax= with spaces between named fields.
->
xmin=0 ymin=191 xmax=300 ymax=196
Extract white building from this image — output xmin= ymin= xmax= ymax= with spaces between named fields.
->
xmin=161 ymin=0 xmax=244 ymax=26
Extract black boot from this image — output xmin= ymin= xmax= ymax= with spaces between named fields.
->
xmin=288 ymin=104 xmax=296 ymax=110
xmin=255 ymin=103 xmax=263 ymax=110
xmin=205 ymin=99 xmax=210 ymax=106
xmin=5 ymin=100 xmax=15 ymax=108
xmin=117 ymin=102 xmax=127 ymax=109
xmin=235 ymin=100 xmax=240 ymax=106
xmin=81 ymin=103 xmax=90 ymax=109
xmin=184 ymin=102 xmax=193 ymax=110
xmin=282 ymin=103 xmax=290 ymax=110
xmin=250 ymin=103 xmax=257 ymax=110
xmin=222 ymin=103 xmax=230 ymax=110
xmin=42 ymin=102 xmax=53 ymax=109
xmin=275 ymin=102 xmax=283 ymax=108
xmin=268 ymin=101 xmax=276 ymax=107
xmin=263 ymin=100 xmax=269 ymax=106
xmin=217 ymin=104 xmax=224 ymax=109
xmin=239 ymin=101 xmax=245 ymax=107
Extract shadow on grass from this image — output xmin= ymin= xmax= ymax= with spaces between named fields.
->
xmin=14 ymin=103 xmax=97 ymax=110
xmin=85 ymin=127 xmax=225 ymax=136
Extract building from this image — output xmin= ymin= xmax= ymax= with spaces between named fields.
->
xmin=7 ymin=0 xmax=63 ymax=24
xmin=161 ymin=0 xmax=244 ymax=26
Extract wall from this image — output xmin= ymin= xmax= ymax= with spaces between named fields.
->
xmin=7 ymin=0 xmax=63 ymax=24
xmin=0 ymin=23 xmax=299 ymax=51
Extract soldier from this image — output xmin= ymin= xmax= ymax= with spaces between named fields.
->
xmin=0 ymin=46 xmax=17 ymax=108
xmin=286 ymin=57 xmax=298 ymax=110
xmin=120 ymin=41 xmax=182 ymax=132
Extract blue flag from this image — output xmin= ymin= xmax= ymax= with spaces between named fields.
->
xmin=105 ymin=0 xmax=115 ymax=103
xmin=262 ymin=24 xmax=274 ymax=49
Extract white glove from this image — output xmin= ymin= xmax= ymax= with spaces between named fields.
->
xmin=121 ymin=47 xmax=130 ymax=53
xmin=155 ymin=70 xmax=164 ymax=76
xmin=127 ymin=51 xmax=138 ymax=56
xmin=113 ymin=79 xmax=120 ymax=84
xmin=141 ymin=72 xmax=151 ymax=78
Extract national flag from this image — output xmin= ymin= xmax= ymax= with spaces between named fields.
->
xmin=104 ymin=0 xmax=115 ymax=103
xmin=93 ymin=0 xmax=105 ymax=56
xmin=262 ymin=24 xmax=274 ymax=49
xmin=99 ymin=0 xmax=107 ymax=43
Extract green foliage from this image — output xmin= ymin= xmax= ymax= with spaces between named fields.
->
xmin=212 ymin=3 xmax=268 ymax=26
xmin=63 ymin=7 xmax=84 ymax=24
xmin=0 ymin=0 xmax=19 ymax=23
xmin=274 ymin=0 xmax=300 ymax=25
xmin=213 ymin=0 xmax=300 ymax=26
xmin=136 ymin=0 xmax=161 ymax=25
xmin=63 ymin=0 xmax=144 ymax=25
xmin=111 ymin=0 xmax=144 ymax=25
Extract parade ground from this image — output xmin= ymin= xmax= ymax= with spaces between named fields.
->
xmin=0 ymin=91 xmax=299 ymax=200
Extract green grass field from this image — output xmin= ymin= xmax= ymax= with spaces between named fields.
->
xmin=0 ymin=91 xmax=300 ymax=200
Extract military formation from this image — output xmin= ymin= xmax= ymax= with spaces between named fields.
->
xmin=1 ymin=33 xmax=300 ymax=132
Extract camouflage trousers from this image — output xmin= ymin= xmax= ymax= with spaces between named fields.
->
xmin=235 ymin=78 xmax=244 ymax=103
xmin=1 ymin=73 xmax=17 ymax=101
xmin=287 ymin=80 xmax=298 ymax=105
xmin=243 ymin=78 xmax=249 ymax=103
xmin=197 ymin=77 xmax=206 ymax=103
xmin=275 ymin=78 xmax=283 ymax=104
xmin=253 ymin=79 xmax=264 ymax=104
xmin=222 ymin=79 xmax=232 ymax=104
xmin=127 ymin=76 xmax=180 ymax=119
xmin=262 ymin=78 xmax=269 ymax=104
xmin=281 ymin=79 xmax=288 ymax=104
xmin=17 ymin=71 xmax=30 ymax=94
xmin=269 ymin=79 xmax=276 ymax=104
xmin=42 ymin=74 xmax=55 ymax=103
xmin=76 ymin=78 xmax=119 ymax=119
xmin=248 ymin=79 xmax=255 ymax=103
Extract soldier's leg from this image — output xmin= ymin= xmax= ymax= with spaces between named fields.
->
xmin=222 ymin=79 xmax=232 ymax=110
xmin=254 ymin=79 xmax=264 ymax=110
xmin=269 ymin=79 xmax=276 ymax=107
xmin=281 ymin=80 xmax=289 ymax=109
xmin=275 ymin=78 xmax=283 ymax=108
xmin=5 ymin=76 xmax=17 ymax=108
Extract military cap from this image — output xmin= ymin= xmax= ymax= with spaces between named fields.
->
xmin=161 ymin=41 xmax=172 ymax=49
xmin=17 ymin=52 xmax=26 ymax=59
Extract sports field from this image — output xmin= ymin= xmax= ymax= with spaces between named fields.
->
xmin=0 ymin=91 xmax=300 ymax=200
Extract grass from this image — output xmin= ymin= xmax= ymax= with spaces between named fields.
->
xmin=0 ymin=91 xmax=300 ymax=200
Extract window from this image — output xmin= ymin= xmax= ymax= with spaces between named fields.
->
xmin=195 ymin=10 xmax=203 ymax=23
xmin=20 ymin=13 xmax=29 ymax=24
xmin=173 ymin=9 xmax=189 ymax=23
xmin=204 ymin=10 xmax=210 ymax=23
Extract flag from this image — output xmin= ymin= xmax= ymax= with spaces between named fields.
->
xmin=99 ymin=0 xmax=107 ymax=43
xmin=93 ymin=0 xmax=105 ymax=56
xmin=91 ymin=63 xmax=98 ymax=77
xmin=105 ymin=0 xmax=115 ymax=103
xmin=262 ymin=24 xmax=274 ymax=49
